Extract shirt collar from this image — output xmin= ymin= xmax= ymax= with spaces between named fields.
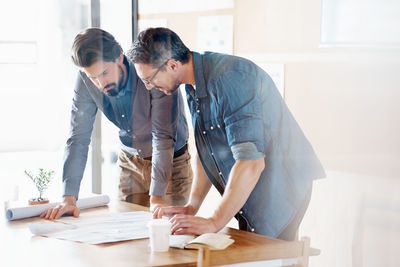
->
xmin=115 ymin=56 xmax=133 ymax=97
xmin=192 ymin=51 xmax=208 ymax=98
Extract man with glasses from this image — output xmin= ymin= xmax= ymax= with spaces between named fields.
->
xmin=141 ymin=60 xmax=167 ymax=85
xmin=128 ymin=28 xmax=325 ymax=241
xmin=140 ymin=59 xmax=171 ymax=95
xmin=41 ymin=28 xmax=192 ymax=220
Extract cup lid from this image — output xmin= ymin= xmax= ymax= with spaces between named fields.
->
xmin=147 ymin=219 xmax=172 ymax=227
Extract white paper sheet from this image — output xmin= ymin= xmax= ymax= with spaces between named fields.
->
xmin=197 ymin=15 xmax=233 ymax=54
xmin=29 ymin=222 xmax=77 ymax=235
xmin=5 ymin=195 xmax=110 ymax=221
xmin=29 ymin=211 xmax=153 ymax=244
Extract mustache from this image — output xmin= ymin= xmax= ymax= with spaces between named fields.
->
xmin=104 ymin=83 xmax=117 ymax=90
xmin=103 ymin=83 xmax=118 ymax=97
xmin=105 ymin=88 xmax=119 ymax=97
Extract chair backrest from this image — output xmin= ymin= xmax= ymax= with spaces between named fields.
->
xmin=197 ymin=247 xmax=210 ymax=267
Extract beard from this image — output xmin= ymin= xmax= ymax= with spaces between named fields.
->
xmin=159 ymin=82 xmax=181 ymax=96
xmin=166 ymin=80 xmax=182 ymax=95
xmin=103 ymin=65 xmax=125 ymax=97
xmin=103 ymin=83 xmax=119 ymax=96
xmin=172 ymin=81 xmax=181 ymax=92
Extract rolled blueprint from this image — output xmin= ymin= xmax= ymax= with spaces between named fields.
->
xmin=5 ymin=195 xmax=110 ymax=221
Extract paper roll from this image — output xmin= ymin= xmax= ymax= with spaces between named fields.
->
xmin=5 ymin=195 xmax=110 ymax=221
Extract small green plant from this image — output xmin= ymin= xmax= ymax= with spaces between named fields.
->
xmin=24 ymin=168 xmax=55 ymax=201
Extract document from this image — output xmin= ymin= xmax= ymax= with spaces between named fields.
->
xmin=169 ymin=233 xmax=234 ymax=250
xmin=5 ymin=195 xmax=110 ymax=221
xmin=29 ymin=211 xmax=153 ymax=244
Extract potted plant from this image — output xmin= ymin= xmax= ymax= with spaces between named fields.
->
xmin=24 ymin=168 xmax=55 ymax=205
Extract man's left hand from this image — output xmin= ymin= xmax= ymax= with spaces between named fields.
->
xmin=169 ymin=215 xmax=219 ymax=235
xmin=150 ymin=195 xmax=168 ymax=212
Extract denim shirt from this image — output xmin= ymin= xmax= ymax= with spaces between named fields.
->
xmin=186 ymin=52 xmax=325 ymax=237
xmin=63 ymin=57 xmax=188 ymax=198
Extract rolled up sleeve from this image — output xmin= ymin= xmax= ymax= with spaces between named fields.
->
xmin=231 ymin=142 xmax=264 ymax=161
xmin=217 ymin=71 xmax=266 ymax=161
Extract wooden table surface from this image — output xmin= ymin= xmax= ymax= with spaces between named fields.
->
xmin=1 ymin=200 xmax=318 ymax=267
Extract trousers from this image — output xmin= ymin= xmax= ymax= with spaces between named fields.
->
xmin=118 ymin=147 xmax=193 ymax=207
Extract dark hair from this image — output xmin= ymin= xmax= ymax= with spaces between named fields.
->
xmin=128 ymin=27 xmax=190 ymax=67
xmin=71 ymin=28 xmax=122 ymax=67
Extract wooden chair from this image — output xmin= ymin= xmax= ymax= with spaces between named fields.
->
xmin=196 ymin=236 xmax=320 ymax=267
xmin=298 ymin=236 xmax=315 ymax=267
xmin=197 ymin=247 xmax=210 ymax=267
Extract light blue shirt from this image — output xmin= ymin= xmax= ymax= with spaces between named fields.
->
xmin=187 ymin=51 xmax=325 ymax=237
xmin=63 ymin=57 xmax=188 ymax=198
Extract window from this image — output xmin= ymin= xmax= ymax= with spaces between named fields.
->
xmin=321 ymin=0 xmax=400 ymax=47
xmin=0 ymin=0 xmax=91 ymax=201
xmin=0 ymin=0 xmax=90 ymax=151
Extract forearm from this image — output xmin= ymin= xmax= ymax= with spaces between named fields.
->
xmin=153 ymin=153 xmax=211 ymax=218
xmin=210 ymin=158 xmax=265 ymax=230
xmin=149 ymin=196 xmax=165 ymax=212
xmin=187 ymin=152 xmax=212 ymax=213
xmin=63 ymin=195 xmax=77 ymax=205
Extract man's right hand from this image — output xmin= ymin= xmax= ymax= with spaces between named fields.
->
xmin=152 ymin=204 xmax=196 ymax=219
xmin=40 ymin=195 xmax=80 ymax=220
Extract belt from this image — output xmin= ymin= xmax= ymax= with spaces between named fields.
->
xmin=143 ymin=144 xmax=187 ymax=161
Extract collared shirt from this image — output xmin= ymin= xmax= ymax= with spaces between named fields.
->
xmin=63 ymin=57 xmax=188 ymax=198
xmin=186 ymin=51 xmax=325 ymax=237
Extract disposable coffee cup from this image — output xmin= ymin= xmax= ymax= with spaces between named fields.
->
xmin=148 ymin=219 xmax=172 ymax=252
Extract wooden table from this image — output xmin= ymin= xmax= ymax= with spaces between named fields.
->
xmin=1 ymin=200 xmax=319 ymax=267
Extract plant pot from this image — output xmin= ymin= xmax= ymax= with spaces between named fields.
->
xmin=28 ymin=198 xmax=49 ymax=205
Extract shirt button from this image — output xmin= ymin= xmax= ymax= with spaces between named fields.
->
xmin=251 ymin=228 xmax=255 ymax=232
xmin=196 ymin=98 xmax=199 ymax=102
xmin=239 ymin=210 xmax=243 ymax=215
xmin=217 ymin=124 xmax=221 ymax=128
xmin=121 ymin=114 xmax=125 ymax=118
xmin=197 ymin=109 xmax=200 ymax=113
xmin=138 ymin=149 xmax=141 ymax=153
xmin=127 ymin=130 xmax=130 ymax=132
xmin=211 ymin=152 xmax=214 ymax=156
xmin=202 ymin=131 xmax=206 ymax=135
xmin=219 ymin=172 xmax=222 ymax=176
xmin=210 ymin=126 xmax=214 ymax=130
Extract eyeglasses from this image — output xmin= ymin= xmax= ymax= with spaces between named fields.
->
xmin=141 ymin=59 xmax=169 ymax=87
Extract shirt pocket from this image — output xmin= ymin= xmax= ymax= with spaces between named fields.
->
xmin=203 ymin=116 xmax=227 ymax=144
xmin=203 ymin=117 xmax=233 ymax=162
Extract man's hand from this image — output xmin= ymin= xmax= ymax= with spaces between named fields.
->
xmin=169 ymin=215 xmax=219 ymax=235
xmin=152 ymin=204 xmax=196 ymax=219
xmin=150 ymin=195 xmax=168 ymax=212
xmin=40 ymin=195 xmax=80 ymax=220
